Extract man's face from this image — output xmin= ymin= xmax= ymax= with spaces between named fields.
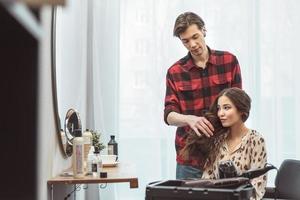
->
xmin=179 ymin=24 xmax=206 ymax=58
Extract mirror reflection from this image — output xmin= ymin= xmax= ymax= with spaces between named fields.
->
xmin=65 ymin=108 xmax=82 ymax=143
xmin=52 ymin=3 xmax=89 ymax=157
xmin=51 ymin=0 xmax=120 ymax=158
xmin=55 ymin=4 xmax=88 ymax=127
xmin=63 ymin=108 xmax=82 ymax=156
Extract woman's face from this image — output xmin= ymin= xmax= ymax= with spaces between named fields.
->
xmin=217 ymin=95 xmax=243 ymax=127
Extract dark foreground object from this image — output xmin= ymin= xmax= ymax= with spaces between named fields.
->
xmin=145 ymin=179 xmax=254 ymax=200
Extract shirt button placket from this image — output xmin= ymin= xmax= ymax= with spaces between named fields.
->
xmin=202 ymin=68 xmax=210 ymax=113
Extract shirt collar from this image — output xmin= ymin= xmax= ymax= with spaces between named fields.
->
xmin=181 ymin=46 xmax=217 ymax=71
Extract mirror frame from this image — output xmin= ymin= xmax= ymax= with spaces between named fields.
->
xmin=64 ymin=108 xmax=83 ymax=156
xmin=51 ymin=6 xmax=70 ymax=158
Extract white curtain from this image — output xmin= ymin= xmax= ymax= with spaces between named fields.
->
xmin=56 ymin=0 xmax=300 ymax=199
xmin=117 ymin=0 xmax=300 ymax=199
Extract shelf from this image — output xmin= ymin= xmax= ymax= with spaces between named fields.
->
xmin=48 ymin=163 xmax=139 ymax=189
xmin=24 ymin=0 xmax=65 ymax=6
xmin=1 ymin=0 xmax=65 ymax=6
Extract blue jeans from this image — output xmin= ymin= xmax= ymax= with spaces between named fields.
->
xmin=176 ymin=163 xmax=203 ymax=179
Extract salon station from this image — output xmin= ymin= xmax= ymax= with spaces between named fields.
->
xmin=1 ymin=0 xmax=300 ymax=200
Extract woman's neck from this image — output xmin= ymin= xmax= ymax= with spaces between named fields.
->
xmin=228 ymin=122 xmax=248 ymax=140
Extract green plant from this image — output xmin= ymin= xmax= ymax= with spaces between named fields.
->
xmin=90 ymin=129 xmax=105 ymax=152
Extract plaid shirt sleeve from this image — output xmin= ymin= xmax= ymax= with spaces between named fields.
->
xmin=231 ymin=56 xmax=242 ymax=88
xmin=164 ymin=71 xmax=181 ymax=125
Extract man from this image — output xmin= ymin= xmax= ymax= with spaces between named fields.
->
xmin=164 ymin=12 xmax=242 ymax=179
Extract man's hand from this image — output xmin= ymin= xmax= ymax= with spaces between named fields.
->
xmin=167 ymin=112 xmax=214 ymax=137
xmin=184 ymin=115 xmax=214 ymax=137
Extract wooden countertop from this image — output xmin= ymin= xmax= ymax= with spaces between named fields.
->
xmin=47 ymin=163 xmax=138 ymax=188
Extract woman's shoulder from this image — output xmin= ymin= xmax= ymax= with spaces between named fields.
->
xmin=248 ymin=129 xmax=265 ymax=144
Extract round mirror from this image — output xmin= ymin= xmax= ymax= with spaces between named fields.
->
xmin=51 ymin=6 xmax=69 ymax=157
xmin=51 ymin=4 xmax=88 ymax=157
xmin=65 ymin=108 xmax=82 ymax=142
xmin=64 ymin=108 xmax=82 ymax=156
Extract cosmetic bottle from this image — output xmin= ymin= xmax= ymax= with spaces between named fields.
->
xmin=73 ymin=129 xmax=84 ymax=178
xmin=107 ymin=135 xmax=118 ymax=158
xmin=87 ymin=146 xmax=95 ymax=175
xmin=82 ymin=129 xmax=92 ymax=165
xmin=92 ymin=147 xmax=102 ymax=177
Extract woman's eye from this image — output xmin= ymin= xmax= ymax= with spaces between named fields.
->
xmin=224 ymin=106 xmax=231 ymax=110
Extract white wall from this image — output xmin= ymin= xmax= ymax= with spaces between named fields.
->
xmin=37 ymin=6 xmax=73 ymax=200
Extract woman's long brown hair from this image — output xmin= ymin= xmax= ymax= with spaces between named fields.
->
xmin=180 ymin=112 xmax=228 ymax=167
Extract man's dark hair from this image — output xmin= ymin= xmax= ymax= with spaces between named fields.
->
xmin=173 ymin=12 xmax=205 ymax=38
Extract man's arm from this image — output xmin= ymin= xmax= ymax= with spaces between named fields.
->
xmin=167 ymin=111 xmax=214 ymax=137
xmin=232 ymin=56 xmax=242 ymax=88
xmin=164 ymin=71 xmax=214 ymax=137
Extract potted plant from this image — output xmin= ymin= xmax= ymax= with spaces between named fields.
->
xmin=90 ymin=129 xmax=105 ymax=152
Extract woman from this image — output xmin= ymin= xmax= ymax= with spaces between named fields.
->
xmin=181 ymin=88 xmax=267 ymax=199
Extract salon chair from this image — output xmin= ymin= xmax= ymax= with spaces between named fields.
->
xmin=263 ymin=159 xmax=300 ymax=199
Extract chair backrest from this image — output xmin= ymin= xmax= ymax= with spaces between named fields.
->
xmin=275 ymin=159 xmax=300 ymax=199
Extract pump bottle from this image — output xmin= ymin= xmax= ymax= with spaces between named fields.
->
xmin=87 ymin=146 xmax=95 ymax=175
xmin=92 ymin=147 xmax=102 ymax=177
xmin=82 ymin=129 xmax=92 ymax=169
xmin=73 ymin=129 xmax=84 ymax=178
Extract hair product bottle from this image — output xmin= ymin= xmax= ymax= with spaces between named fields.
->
xmin=108 ymin=135 xmax=118 ymax=158
xmin=82 ymin=129 xmax=92 ymax=165
xmin=87 ymin=146 xmax=95 ymax=175
xmin=73 ymin=129 xmax=84 ymax=178
xmin=92 ymin=147 xmax=102 ymax=177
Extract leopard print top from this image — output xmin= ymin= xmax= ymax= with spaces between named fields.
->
xmin=202 ymin=129 xmax=267 ymax=200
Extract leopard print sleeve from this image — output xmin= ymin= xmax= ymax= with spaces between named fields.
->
xmin=249 ymin=131 xmax=267 ymax=200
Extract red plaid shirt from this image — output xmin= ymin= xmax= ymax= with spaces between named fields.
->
xmin=164 ymin=47 xmax=242 ymax=169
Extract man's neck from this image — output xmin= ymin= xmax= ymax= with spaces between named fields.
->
xmin=191 ymin=47 xmax=209 ymax=68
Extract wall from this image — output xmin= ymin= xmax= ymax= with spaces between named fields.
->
xmin=37 ymin=6 xmax=73 ymax=200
